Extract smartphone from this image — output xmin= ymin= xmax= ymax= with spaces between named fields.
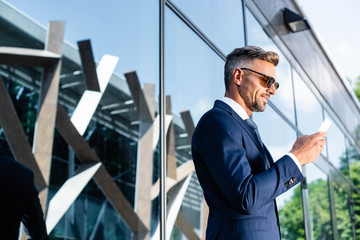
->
xmin=318 ymin=118 xmax=332 ymax=132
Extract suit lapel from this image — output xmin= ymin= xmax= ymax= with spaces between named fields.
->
xmin=214 ymin=100 xmax=269 ymax=164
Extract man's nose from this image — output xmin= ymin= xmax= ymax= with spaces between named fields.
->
xmin=267 ymin=84 xmax=276 ymax=95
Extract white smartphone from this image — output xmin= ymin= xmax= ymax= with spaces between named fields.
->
xmin=318 ymin=118 xmax=332 ymax=132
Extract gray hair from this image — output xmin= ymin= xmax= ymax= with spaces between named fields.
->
xmin=224 ymin=46 xmax=279 ymax=90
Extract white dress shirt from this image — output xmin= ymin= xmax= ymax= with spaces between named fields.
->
xmin=221 ymin=97 xmax=302 ymax=173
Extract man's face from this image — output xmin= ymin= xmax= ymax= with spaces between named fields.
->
xmin=238 ymin=59 xmax=277 ymax=113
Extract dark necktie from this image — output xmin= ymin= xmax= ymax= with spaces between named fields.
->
xmin=245 ymin=118 xmax=264 ymax=148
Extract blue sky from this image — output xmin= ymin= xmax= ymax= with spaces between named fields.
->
xmin=5 ymin=0 xmax=359 ymax=85
xmin=298 ymin=0 xmax=360 ymax=84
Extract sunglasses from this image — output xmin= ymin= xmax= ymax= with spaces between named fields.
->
xmin=240 ymin=68 xmax=279 ymax=89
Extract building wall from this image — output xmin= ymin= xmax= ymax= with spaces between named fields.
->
xmin=0 ymin=0 xmax=359 ymax=239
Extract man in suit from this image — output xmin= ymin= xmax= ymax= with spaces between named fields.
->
xmin=192 ymin=46 xmax=326 ymax=239
xmin=0 ymin=147 xmax=47 ymax=239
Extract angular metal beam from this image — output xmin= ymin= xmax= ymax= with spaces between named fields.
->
xmin=55 ymin=104 xmax=148 ymax=238
xmin=166 ymin=96 xmax=177 ymax=180
xmin=180 ymin=110 xmax=195 ymax=141
xmin=201 ymin=198 xmax=209 ymax=240
xmin=46 ymin=162 xmax=102 ymax=233
xmin=151 ymin=161 xmax=195 ymax=200
xmin=152 ymin=175 xmax=192 ymax=240
xmin=32 ymin=21 xmax=65 ymax=187
xmin=0 ymin=47 xmax=60 ymax=67
xmin=124 ymin=71 xmax=153 ymax=123
xmin=56 ymin=105 xmax=99 ymax=163
xmin=77 ymin=39 xmax=100 ymax=92
xmin=125 ymin=72 xmax=156 ymax=231
xmin=175 ymin=211 xmax=200 ymax=240
xmin=0 ymin=76 xmax=47 ymax=190
xmin=70 ymin=54 xmax=118 ymax=135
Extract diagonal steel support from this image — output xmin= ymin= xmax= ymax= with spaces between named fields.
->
xmin=166 ymin=96 xmax=177 ymax=180
xmin=55 ymin=104 xmax=148 ymax=238
xmin=46 ymin=162 xmax=102 ymax=233
xmin=32 ymin=22 xmax=65 ymax=214
xmin=77 ymin=39 xmax=100 ymax=91
xmin=175 ymin=211 xmax=200 ymax=240
xmin=0 ymin=76 xmax=47 ymax=190
xmin=152 ymin=175 xmax=192 ymax=240
xmin=0 ymin=47 xmax=60 ymax=67
xmin=125 ymin=71 xmax=156 ymax=232
xmin=70 ymin=54 xmax=118 ymax=135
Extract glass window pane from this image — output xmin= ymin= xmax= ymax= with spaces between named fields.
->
xmin=165 ymin=6 xmax=225 ymax=239
xmin=253 ymin=105 xmax=296 ymax=161
xmin=347 ymin=141 xmax=360 ymax=238
xmin=3 ymin=0 xmax=160 ymax=238
xmin=165 ymin=7 xmax=224 ymax=123
xmin=254 ymin=106 xmax=303 ymax=239
xmin=246 ymin=8 xmax=295 ymax=125
xmin=293 ymin=70 xmax=323 ymax=135
xmin=325 ymin=113 xmax=347 ymax=171
xmin=307 ymin=164 xmax=333 ymax=239
xmin=353 ymin=188 xmax=360 ymax=239
xmin=333 ymin=182 xmax=354 ymax=239
xmin=347 ymin=140 xmax=360 ymax=185
xmin=170 ymin=0 xmax=244 ymax=55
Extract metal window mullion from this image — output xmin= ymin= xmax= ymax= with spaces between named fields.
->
xmin=159 ymin=0 xmax=167 ymax=239
xmin=165 ymin=0 xmax=226 ymax=61
xmin=242 ymin=0 xmax=248 ymax=46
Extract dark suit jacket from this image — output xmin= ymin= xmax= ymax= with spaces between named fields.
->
xmin=192 ymin=100 xmax=303 ymax=239
xmin=0 ymin=148 xmax=47 ymax=239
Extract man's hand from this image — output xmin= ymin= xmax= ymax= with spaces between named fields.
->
xmin=290 ymin=132 xmax=327 ymax=166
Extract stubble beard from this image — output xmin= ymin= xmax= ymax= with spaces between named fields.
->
xmin=239 ymin=87 xmax=266 ymax=112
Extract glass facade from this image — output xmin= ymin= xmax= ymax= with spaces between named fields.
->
xmin=0 ymin=0 xmax=359 ymax=239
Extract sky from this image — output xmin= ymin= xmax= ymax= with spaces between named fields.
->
xmin=2 ymin=0 xmax=360 ymax=117
xmin=4 ymin=0 xmax=360 ymax=86
xmin=298 ymin=0 xmax=360 ymax=85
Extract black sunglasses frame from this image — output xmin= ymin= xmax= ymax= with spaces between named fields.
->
xmin=240 ymin=67 xmax=279 ymax=89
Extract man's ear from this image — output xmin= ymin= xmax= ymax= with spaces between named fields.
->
xmin=232 ymin=68 xmax=243 ymax=86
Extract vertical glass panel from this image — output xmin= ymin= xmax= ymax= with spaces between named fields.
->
xmin=325 ymin=113 xmax=347 ymax=171
xmin=246 ymin=8 xmax=295 ymax=125
xmin=353 ymin=188 xmax=360 ymax=239
xmin=253 ymin=106 xmax=303 ymax=239
xmin=253 ymin=105 xmax=296 ymax=161
xmin=293 ymin=70 xmax=323 ymax=135
xmin=347 ymin=140 xmax=360 ymax=186
xmin=333 ymin=182 xmax=354 ymax=239
xmin=165 ymin=6 xmax=224 ymax=239
xmin=165 ymin=7 xmax=224 ymax=123
xmin=307 ymin=164 xmax=333 ymax=240
xmin=3 ymin=0 xmax=159 ymax=238
xmin=347 ymin=140 xmax=360 ymax=238
xmin=170 ymin=0 xmax=244 ymax=55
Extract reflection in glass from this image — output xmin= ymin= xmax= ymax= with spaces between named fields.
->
xmin=165 ymin=7 xmax=224 ymax=123
xmin=333 ymin=182 xmax=353 ymax=239
xmin=165 ymin=6 xmax=224 ymax=238
xmin=347 ymin=139 xmax=360 ymax=238
xmin=246 ymin=8 xmax=295 ymax=124
xmin=293 ymin=70 xmax=323 ymax=135
xmin=352 ymin=189 xmax=360 ymax=239
xmin=253 ymin=105 xmax=296 ymax=161
xmin=307 ymin=164 xmax=333 ymax=240
xmin=325 ymin=113 xmax=346 ymax=171
xmin=170 ymin=0 xmax=244 ymax=55
xmin=253 ymin=106 xmax=302 ymax=239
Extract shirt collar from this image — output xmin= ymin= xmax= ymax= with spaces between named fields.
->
xmin=221 ymin=97 xmax=249 ymax=120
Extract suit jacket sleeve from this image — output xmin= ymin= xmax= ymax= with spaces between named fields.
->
xmin=22 ymin=170 xmax=48 ymax=240
xmin=193 ymin=110 xmax=303 ymax=215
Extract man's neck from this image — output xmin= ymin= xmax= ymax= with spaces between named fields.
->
xmin=224 ymin=92 xmax=252 ymax=117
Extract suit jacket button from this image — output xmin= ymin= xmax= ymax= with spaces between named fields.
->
xmin=285 ymin=177 xmax=297 ymax=187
